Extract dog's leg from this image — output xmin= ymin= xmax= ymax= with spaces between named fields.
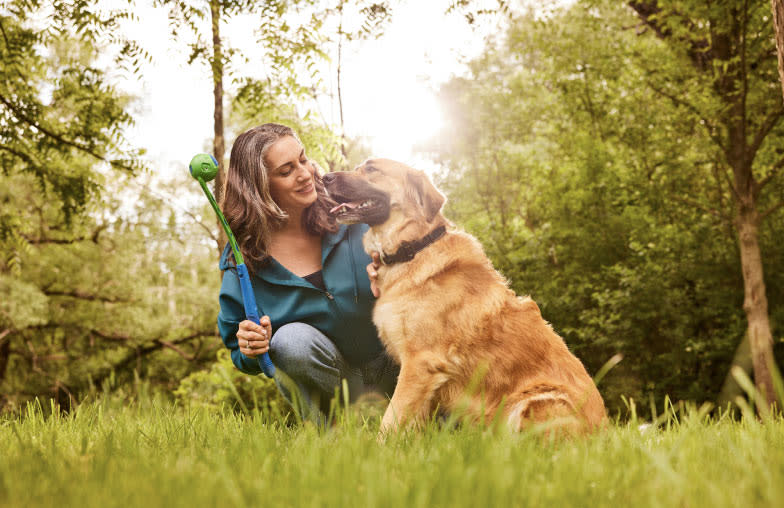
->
xmin=379 ymin=353 xmax=449 ymax=437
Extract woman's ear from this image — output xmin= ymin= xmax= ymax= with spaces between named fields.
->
xmin=405 ymin=169 xmax=446 ymax=222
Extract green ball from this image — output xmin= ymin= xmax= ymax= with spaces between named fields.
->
xmin=189 ymin=153 xmax=219 ymax=182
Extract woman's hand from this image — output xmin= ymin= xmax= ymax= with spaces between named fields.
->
xmin=237 ymin=316 xmax=271 ymax=358
xmin=366 ymin=252 xmax=381 ymax=298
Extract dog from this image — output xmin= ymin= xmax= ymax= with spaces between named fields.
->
xmin=322 ymin=159 xmax=607 ymax=436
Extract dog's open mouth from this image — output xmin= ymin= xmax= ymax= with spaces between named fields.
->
xmin=324 ymin=184 xmax=390 ymax=225
xmin=328 ymin=195 xmax=389 ymax=225
xmin=329 ymin=199 xmax=377 ymax=217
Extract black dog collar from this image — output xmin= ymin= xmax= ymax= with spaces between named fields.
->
xmin=381 ymin=225 xmax=447 ymax=265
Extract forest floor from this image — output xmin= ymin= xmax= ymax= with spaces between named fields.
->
xmin=1 ymin=396 xmax=783 ymax=507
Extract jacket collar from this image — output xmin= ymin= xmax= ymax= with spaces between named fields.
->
xmin=321 ymin=223 xmax=348 ymax=264
xmin=218 ymin=224 xmax=349 ymax=286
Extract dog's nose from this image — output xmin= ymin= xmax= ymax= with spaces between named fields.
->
xmin=322 ymin=172 xmax=337 ymax=185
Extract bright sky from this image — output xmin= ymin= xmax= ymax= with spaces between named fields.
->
xmin=114 ymin=0 xmax=498 ymax=178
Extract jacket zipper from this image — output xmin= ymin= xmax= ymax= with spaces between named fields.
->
xmin=347 ymin=229 xmax=359 ymax=304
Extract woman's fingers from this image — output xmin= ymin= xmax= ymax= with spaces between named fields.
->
xmin=238 ymin=318 xmax=270 ymax=357
xmin=239 ymin=336 xmax=269 ymax=357
xmin=366 ymin=251 xmax=381 ymax=280
xmin=367 ymin=252 xmax=381 ymax=298
xmin=239 ymin=319 xmax=266 ymax=333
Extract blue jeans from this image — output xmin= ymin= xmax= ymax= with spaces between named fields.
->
xmin=269 ymin=323 xmax=398 ymax=420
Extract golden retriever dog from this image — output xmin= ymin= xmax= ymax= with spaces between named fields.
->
xmin=322 ymin=159 xmax=606 ymax=436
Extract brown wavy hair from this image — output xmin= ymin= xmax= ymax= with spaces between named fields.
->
xmin=221 ymin=123 xmax=338 ymax=273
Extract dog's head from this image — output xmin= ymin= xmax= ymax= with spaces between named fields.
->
xmin=323 ymin=159 xmax=445 ymax=227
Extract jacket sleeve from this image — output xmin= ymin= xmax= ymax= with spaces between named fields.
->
xmin=217 ymin=269 xmax=263 ymax=375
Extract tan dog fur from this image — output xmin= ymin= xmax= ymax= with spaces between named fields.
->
xmin=326 ymin=159 xmax=607 ymax=436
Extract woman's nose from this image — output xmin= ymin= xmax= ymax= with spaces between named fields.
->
xmin=295 ymin=163 xmax=310 ymax=180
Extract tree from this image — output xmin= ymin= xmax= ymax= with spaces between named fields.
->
xmin=0 ymin=2 xmax=143 ymax=223
xmin=0 ymin=169 xmax=222 ymax=410
xmin=428 ymin=0 xmax=784 ymax=413
xmin=0 ymin=3 xmax=220 ymax=409
xmin=627 ymin=0 xmax=783 ymax=408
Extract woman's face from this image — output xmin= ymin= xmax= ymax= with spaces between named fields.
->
xmin=264 ymin=135 xmax=318 ymax=213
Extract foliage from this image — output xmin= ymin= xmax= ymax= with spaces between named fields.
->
xmin=0 ymin=168 xmax=224 ymax=410
xmin=174 ymin=348 xmax=289 ymax=416
xmin=1 ymin=399 xmax=784 ymax=507
xmin=0 ymin=2 xmax=145 ymax=222
xmin=154 ymin=0 xmax=326 ymax=98
xmin=0 ymin=5 xmax=218 ymax=410
xmin=427 ymin=0 xmax=784 ymax=415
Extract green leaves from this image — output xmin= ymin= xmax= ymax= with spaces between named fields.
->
xmin=0 ymin=11 xmax=142 ymax=223
xmin=427 ymin=0 xmax=784 ymax=415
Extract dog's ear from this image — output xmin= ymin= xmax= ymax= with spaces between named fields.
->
xmin=405 ymin=169 xmax=446 ymax=222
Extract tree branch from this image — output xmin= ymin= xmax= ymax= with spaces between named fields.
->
xmin=0 ymin=93 xmax=133 ymax=172
xmin=133 ymin=183 xmax=219 ymax=247
xmin=156 ymin=339 xmax=197 ymax=361
xmin=22 ymin=224 xmax=107 ymax=245
xmin=749 ymin=103 xmax=784 ymax=161
xmin=628 ymin=1 xmax=712 ymax=70
xmin=671 ymin=195 xmax=727 ymax=222
xmin=84 ymin=329 xmax=215 ymax=390
xmin=756 ymin=153 xmax=784 ymax=191
xmin=0 ymin=143 xmax=37 ymax=166
xmin=647 ymin=83 xmax=726 ymax=152
xmin=760 ymin=201 xmax=784 ymax=222
xmin=90 ymin=329 xmax=132 ymax=342
xmin=721 ymin=164 xmax=744 ymax=203
xmin=43 ymin=289 xmax=130 ymax=303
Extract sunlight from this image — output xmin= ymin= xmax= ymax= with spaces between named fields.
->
xmin=350 ymin=84 xmax=444 ymax=163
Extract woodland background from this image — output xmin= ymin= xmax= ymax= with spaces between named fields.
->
xmin=2 ymin=0 xmax=784 ymax=418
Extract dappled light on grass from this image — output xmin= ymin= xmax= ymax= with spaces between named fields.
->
xmin=1 ymin=396 xmax=783 ymax=508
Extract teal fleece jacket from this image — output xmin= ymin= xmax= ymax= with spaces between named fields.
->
xmin=217 ymin=223 xmax=384 ymax=374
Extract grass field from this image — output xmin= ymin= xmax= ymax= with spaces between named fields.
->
xmin=1 ymin=395 xmax=783 ymax=508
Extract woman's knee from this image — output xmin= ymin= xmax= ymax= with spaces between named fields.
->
xmin=269 ymin=323 xmax=340 ymax=377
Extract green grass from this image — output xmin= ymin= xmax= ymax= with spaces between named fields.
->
xmin=1 ymin=397 xmax=783 ymax=508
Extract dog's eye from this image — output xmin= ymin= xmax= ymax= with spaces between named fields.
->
xmin=364 ymin=165 xmax=378 ymax=174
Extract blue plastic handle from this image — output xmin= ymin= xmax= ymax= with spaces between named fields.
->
xmin=237 ymin=263 xmax=275 ymax=378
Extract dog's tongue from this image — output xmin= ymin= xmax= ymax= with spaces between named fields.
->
xmin=330 ymin=202 xmax=360 ymax=214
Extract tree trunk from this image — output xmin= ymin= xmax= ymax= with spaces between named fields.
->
xmin=773 ymin=0 xmax=784 ymax=99
xmin=735 ymin=206 xmax=777 ymax=406
xmin=210 ymin=0 xmax=228 ymax=256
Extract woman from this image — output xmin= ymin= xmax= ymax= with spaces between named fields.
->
xmin=217 ymin=123 xmax=395 ymax=419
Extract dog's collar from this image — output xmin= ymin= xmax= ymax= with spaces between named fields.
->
xmin=380 ymin=225 xmax=447 ymax=265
